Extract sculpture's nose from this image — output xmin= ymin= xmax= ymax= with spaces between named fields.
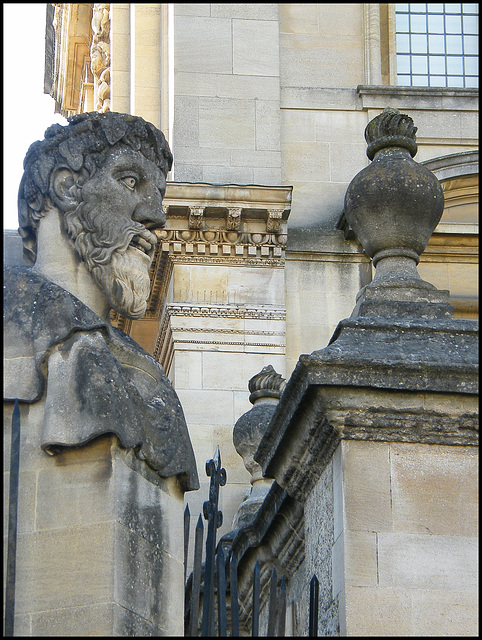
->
xmin=132 ymin=185 xmax=166 ymax=229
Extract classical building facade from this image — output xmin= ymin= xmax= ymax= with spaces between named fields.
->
xmin=4 ymin=3 xmax=478 ymax=636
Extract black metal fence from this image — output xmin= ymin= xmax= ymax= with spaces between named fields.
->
xmin=184 ymin=447 xmax=320 ymax=637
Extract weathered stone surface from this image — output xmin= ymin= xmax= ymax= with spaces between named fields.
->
xmin=4 ymin=265 xmax=198 ymax=491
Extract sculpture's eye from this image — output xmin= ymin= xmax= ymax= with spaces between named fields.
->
xmin=120 ymin=176 xmax=138 ymax=191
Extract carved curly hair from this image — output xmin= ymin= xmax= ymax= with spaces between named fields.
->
xmin=18 ymin=111 xmax=173 ymax=265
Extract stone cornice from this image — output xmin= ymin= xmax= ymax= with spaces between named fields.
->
xmin=356 ymin=85 xmax=479 ymax=111
xmin=164 ymin=182 xmax=292 ymax=216
xmin=255 ymin=316 xmax=479 ymax=501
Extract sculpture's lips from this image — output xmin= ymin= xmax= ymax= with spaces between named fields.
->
xmin=129 ymin=230 xmax=157 ymax=259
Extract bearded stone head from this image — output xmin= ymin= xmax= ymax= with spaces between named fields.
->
xmin=18 ymin=112 xmax=173 ymax=319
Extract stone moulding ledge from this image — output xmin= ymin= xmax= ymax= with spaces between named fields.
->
xmin=164 ymin=182 xmax=292 ymax=210
xmin=356 ymin=85 xmax=479 ymax=110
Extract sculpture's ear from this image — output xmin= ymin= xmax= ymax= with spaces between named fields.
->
xmin=51 ymin=168 xmax=81 ymax=210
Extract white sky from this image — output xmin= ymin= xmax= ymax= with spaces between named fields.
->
xmin=3 ymin=3 xmax=68 ymax=230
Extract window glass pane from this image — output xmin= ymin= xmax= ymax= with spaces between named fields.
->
xmin=395 ymin=4 xmax=410 ymax=11
xmin=428 ymin=34 xmax=445 ymax=52
xmin=397 ymin=54 xmax=411 ymax=73
xmin=411 ymin=55 xmax=428 ymax=72
xmin=445 ymin=4 xmax=462 ymax=13
xmin=411 ymin=33 xmax=428 ymax=52
xmin=446 ymin=34 xmax=463 ymax=53
xmin=447 ymin=75 xmax=464 ymax=86
xmin=427 ymin=14 xmax=444 ymax=32
xmin=396 ymin=13 xmax=410 ymax=32
xmin=427 ymin=3 xmax=444 ymax=12
xmin=461 ymin=4 xmax=479 ymax=14
xmin=397 ymin=33 xmax=411 ymax=53
xmin=462 ymin=15 xmax=478 ymax=34
xmin=410 ymin=13 xmax=427 ymax=31
xmin=412 ymin=74 xmax=429 ymax=85
xmin=446 ymin=56 xmax=464 ymax=73
xmin=397 ymin=74 xmax=412 ymax=85
xmin=464 ymin=76 xmax=478 ymax=88
xmin=429 ymin=55 xmax=446 ymax=73
xmin=463 ymin=35 xmax=478 ymax=54
xmin=409 ymin=3 xmax=427 ymax=12
xmin=464 ymin=56 xmax=478 ymax=74
xmin=429 ymin=75 xmax=447 ymax=86
xmin=445 ymin=15 xmax=462 ymax=33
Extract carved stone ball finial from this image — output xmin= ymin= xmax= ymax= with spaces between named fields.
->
xmin=344 ymin=107 xmax=446 ymax=311
xmin=232 ymin=366 xmax=285 ymax=528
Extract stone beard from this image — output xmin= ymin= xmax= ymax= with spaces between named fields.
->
xmin=64 ymin=198 xmax=159 ymax=318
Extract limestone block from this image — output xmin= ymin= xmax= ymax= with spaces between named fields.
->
xmin=390 ymin=443 xmax=478 ymax=536
xmin=226 ymin=267 xmax=285 ymax=306
xmin=175 ymin=16 xmax=232 ymax=74
xmin=232 ymin=19 xmax=280 ymax=77
xmin=176 ymin=388 xmax=235 ymax=426
xmin=314 ymin=110 xmax=369 ymax=145
xmin=279 ymin=34 xmax=364 ymax=90
xmin=315 ymin=4 xmax=364 ymax=38
xmin=203 ymin=165 xmax=255 ymax=184
xmin=230 ymin=149 xmax=281 ymax=168
xmin=282 ymin=141 xmax=330 ymax=183
xmin=342 ymin=530 xmax=378 ymax=589
xmin=211 ymin=4 xmax=279 ymax=20
xmin=15 ymin=522 xmax=116 ymax=614
xmin=377 ymin=533 xmax=478 ymax=590
xmin=35 ymin=459 xmax=114 ymax=531
xmin=199 ymin=97 xmax=256 ymax=150
xmin=173 ymin=95 xmax=200 ymax=148
xmin=341 ymin=441 xmax=392 ymax=533
xmin=174 ymin=4 xmax=211 ymax=17
xmin=254 ymin=166 xmax=282 ymax=184
xmin=329 ymin=143 xmax=367 ymax=183
xmin=113 ymin=521 xmax=170 ymax=626
xmin=279 ymin=3 xmax=319 ymax=35
xmin=281 ymin=109 xmax=315 ymax=142
xmin=176 ymin=70 xmax=281 ymax=101
xmin=343 ymin=586 xmax=413 ymax=636
xmin=30 ymin=603 xmax=159 ymax=637
xmin=172 ymin=351 xmax=203 ymax=389
xmin=202 ymin=352 xmax=282 ymax=390
xmin=411 ymin=589 xmax=479 ymax=637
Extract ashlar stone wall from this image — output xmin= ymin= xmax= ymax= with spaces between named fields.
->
xmin=305 ymin=439 xmax=478 ymax=636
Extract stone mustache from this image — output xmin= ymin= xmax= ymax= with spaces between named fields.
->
xmin=4 ymin=111 xmax=199 ymax=491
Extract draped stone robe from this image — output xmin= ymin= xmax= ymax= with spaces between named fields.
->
xmin=4 ymin=265 xmax=199 ymax=492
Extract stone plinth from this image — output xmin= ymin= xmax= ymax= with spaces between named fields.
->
xmin=4 ymin=401 xmax=185 ymax=636
xmin=254 ymin=314 xmax=478 ymax=635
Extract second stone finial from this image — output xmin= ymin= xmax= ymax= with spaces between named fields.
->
xmin=232 ymin=365 xmax=285 ymax=528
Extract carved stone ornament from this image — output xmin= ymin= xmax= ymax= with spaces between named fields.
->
xmin=344 ymin=107 xmax=451 ymax=317
xmin=90 ymin=3 xmax=111 ymax=113
xmin=232 ymin=366 xmax=286 ymax=528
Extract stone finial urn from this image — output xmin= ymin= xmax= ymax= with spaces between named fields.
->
xmin=232 ymin=365 xmax=285 ymax=528
xmin=344 ymin=108 xmax=445 ymax=291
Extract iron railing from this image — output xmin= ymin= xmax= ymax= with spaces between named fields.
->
xmin=184 ymin=447 xmax=320 ymax=637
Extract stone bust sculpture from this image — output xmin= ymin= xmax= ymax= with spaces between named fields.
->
xmin=4 ymin=111 xmax=198 ymax=491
